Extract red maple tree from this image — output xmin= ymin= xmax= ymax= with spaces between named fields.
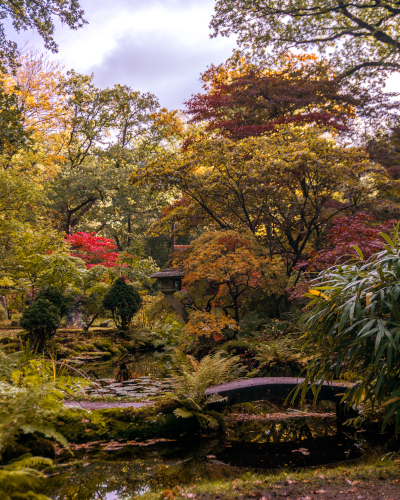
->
xmin=184 ymin=55 xmax=357 ymax=140
xmin=288 ymin=213 xmax=397 ymax=299
xmin=65 ymin=232 xmax=119 ymax=268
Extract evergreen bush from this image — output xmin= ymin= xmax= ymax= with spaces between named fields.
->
xmin=102 ymin=277 xmax=142 ymax=331
xmin=20 ymin=287 xmax=69 ymax=350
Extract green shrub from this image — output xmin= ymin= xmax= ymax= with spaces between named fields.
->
xmin=20 ymin=287 xmax=69 ymax=350
xmin=102 ymin=278 xmax=142 ymax=331
xmin=0 ymin=350 xmax=69 ymax=499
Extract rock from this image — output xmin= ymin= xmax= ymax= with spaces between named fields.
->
xmin=10 ymin=320 xmax=18 ymax=327
xmin=99 ymin=320 xmax=111 ymax=327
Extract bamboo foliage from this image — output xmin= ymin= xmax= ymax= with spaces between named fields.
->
xmin=296 ymin=224 xmax=400 ymax=432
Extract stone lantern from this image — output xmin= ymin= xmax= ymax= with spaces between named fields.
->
xmin=150 ymin=268 xmax=183 ymax=294
xmin=151 ymin=268 xmax=188 ymax=323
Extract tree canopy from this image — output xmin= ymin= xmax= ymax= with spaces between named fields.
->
xmin=211 ymin=0 xmax=400 ymax=80
xmin=0 ymin=0 xmax=86 ymax=67
xmin=185 ymin=54 xmax=358 ymax=138
xmin=132 ymin=125 xmax=389 ymax=276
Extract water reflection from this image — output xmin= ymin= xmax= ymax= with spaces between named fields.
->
xmin=43 ymin=416 xmax=366 ymax=500
xmin=79 ymin=351 xmax=172 ymax=381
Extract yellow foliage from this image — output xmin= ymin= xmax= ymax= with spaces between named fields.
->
xmin=185 ymin=310 xmax=238 ymax=341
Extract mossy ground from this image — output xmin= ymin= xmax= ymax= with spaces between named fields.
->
xmin=53 ymin=397 xmax=198 ymax=443
xmin=0 ymin=322 xmax=156 ymax=359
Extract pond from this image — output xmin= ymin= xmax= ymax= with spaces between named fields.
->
xmin=43 ymin=351 xmax=378 ymax=499
xmin=43 ymin=422 xmax=363 ymax=500
xmin=43 ymin=409 xmax=369 ymax=498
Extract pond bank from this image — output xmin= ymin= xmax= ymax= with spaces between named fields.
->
xmin=139 ymin=458 xmax=400 ymax=500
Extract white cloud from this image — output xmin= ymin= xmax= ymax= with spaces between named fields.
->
xmin=3 ymin=0 xmax=236 ymax=107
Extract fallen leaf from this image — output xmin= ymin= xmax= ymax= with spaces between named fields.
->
xmin=316 ymin=490 xmax=326 ymax=493
xmin=292 ymin=448 xmax=310 ymax=455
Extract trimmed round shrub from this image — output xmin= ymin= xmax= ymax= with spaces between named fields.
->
xmin=35 ymin=287 xmax=70 ymax=317
xmin=20 ymin=287 xmax=69 ymax=350
xmin=102 ymin=278 xmax=142 ymax=331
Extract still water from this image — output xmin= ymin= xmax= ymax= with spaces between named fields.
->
xmin=43 ymin=416 xmax=367 ymax=499
xmin=44 ymin=353 xmax=367 ymax=499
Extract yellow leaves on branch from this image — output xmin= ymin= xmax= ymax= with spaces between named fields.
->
xmin=185 ymin=310 xmax=238 ymax=341
xmin=2 ymin=49 xmax=67 ymax=177
xmin=131 ymin=125 xmax=386 ymax=247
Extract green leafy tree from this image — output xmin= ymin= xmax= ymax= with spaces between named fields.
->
xmin=0 ymin=0 xmax=86 ymax=71
xmin=211 ymin=0 xmax=400 ymax=80
xmin=51 ymin=71 xmax=168 ymax=242
xmin=102 ymin=277 xmax=142 ymax=331
xmin=298 ymin=227 xmax=400 ymax=433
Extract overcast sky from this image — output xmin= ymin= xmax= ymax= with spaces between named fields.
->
xmin=4 ymin=0 xmax=399 ymax=109
xmin=4 ymin=0 xmax=237 ymax=109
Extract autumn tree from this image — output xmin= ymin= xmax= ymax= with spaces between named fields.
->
xmin=185 ymin=54 xmax=358 ymax=139
xmin=49 ymin=71 xmax=173 ymax=239
xmin=65 ymin=232 xmax=119 ymax=268
xmin=211 ymin=0 xmax=400 ymax=80
xmin=175 ymin=230 xmax=286 ymax=338
xmin=132 ymin=125 xmax=389 ymax=277
xmin=288 ymin=213 xmax=397 ymax=299
xmin=0 ymin=82 xmax=31 ymax=158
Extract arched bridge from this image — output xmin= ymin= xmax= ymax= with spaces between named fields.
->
xmin=205 ymin=377 xmax=354 ymax=425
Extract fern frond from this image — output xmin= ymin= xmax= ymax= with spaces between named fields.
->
xmin=170 ymin=349 xmax=247 ymax=400
xmin=173 ymin=408 xmax=194 ymax=419
xmin=3 ymin=457 xmax=52 ymax=471
xmin=21 ymin=424 xmax=69 ymax=451
xmin=179 ymin=397 xmax=202 ymax=413
xmin=205 ymin=393 xmax=228 ymax=404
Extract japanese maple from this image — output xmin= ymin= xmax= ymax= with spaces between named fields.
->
xmin=302 ymin=213 xmax=396 ymax=271
xmin=175 ymin=230 xmax=286 ymax=338
xmin=65 ymin=232 xmax=119 ymax=268
xmin=184 ymin=54 xmax=357 ymax=139
xmin=288 ymin=213 xmax=397 ymax=299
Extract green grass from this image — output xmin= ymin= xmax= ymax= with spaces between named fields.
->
xmin=140 ymin=456 xmax=400 ymax=499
